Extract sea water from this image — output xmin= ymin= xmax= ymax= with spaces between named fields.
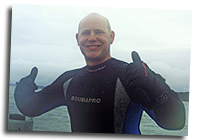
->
xmin=8 ymin=85 xmax=188 ymax=136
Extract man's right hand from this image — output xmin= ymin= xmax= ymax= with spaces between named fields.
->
xmin=14 ymin=67 xmax=38 ymax=115
xmin=16 ymin=67 xmax=38 ymax=91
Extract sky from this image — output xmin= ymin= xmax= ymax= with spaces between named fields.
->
xmin=10 ymin=5 xmax=192 ymax=92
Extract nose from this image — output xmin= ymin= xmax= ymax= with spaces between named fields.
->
xmin=88 ymin=32 xmax=97 ymax=42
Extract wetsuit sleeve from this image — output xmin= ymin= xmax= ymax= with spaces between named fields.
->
xmin=126 ymin=51 xmax=186 ymax=130
xmin=14 ymin=68 xmax=69 ymax=117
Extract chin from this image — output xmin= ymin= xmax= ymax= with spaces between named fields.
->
xmin=86 ymin=56 xmax=100 ymax=61
xmin=85 ymin=53 xmax=101 ymax=60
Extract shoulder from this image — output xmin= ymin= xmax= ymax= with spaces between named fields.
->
xmin=40 ymin=67 xmax=85 ymax=98
xmin=109 ymin=58 xmax=129 ymax=86
xmin=109 ymin=58 xmax=128 ymax=73
xmin=51 ymin=67 xmax=85 ymax=86
xmin=109 ymin=58 xmax=128 ymax=68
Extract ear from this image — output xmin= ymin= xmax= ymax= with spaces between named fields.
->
xmin=110 ymin=31 xmax=115 ymax=44
xmin=75 ymin=33 xmax=79 ymax=46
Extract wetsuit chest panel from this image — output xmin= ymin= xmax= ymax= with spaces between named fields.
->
xmin=65 ymin=68 xmax=117 ymax=133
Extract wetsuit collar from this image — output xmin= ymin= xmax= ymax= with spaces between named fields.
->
xmin=86 ymin=58 xmax=113 ymax=73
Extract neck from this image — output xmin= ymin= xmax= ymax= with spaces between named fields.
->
xmin=85 ymin=56 xmax=111 ymax=66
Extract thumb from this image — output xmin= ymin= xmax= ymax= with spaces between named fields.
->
xmin=29 ymin=67 xmax=38 ymax=81
xmin=131 ymin=51 xmax=141 ymax=62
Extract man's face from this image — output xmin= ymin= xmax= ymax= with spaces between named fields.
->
xmin=76 ymin=15 xmax=115 ymax=65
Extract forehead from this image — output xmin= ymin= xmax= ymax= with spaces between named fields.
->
xmin=79 ymin=16 xmax=109 ymax=32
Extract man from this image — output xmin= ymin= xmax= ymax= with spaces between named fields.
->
xmin=14 ymin=13 xmax=185 ymax=134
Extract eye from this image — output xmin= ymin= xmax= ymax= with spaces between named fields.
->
xmin=95 ymin=30 xmax=104 ymax=34
xmin=81 ymin=31 xmax=90 ymax=35
xmin=96 ymin=31 xmax=103 ymax=34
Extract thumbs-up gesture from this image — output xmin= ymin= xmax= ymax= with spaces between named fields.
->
xmin=126 ymin=51 xmax=169 ymax=105
xmin=16 ymin=67 xmax=38 ymax=90
xmin=28 ymin=67 xmax=38 ymax=83
xmin=14 ymin=67 xmax=39 ymax=110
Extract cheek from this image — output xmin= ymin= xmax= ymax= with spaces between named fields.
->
xmin=78 ymin=37 xmax=87 ymax=46
xmin=100 ymin=35 xmax=112 ymax=44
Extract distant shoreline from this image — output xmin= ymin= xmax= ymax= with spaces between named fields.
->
xmin=9 ymin=83 xmax=189 ymax=102
xmin=177 ymin=92 xmax=189 ymax=102
xmin=9 ymin=83 xmax=45 ymax=89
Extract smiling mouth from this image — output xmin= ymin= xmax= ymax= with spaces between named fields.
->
xmin=86 ymin=45 xmax=101 ymax=49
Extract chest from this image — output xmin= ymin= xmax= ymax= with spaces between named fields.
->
xmin=62 ymin=68 xmax=132 ymax=133
xmin=65 ymin=70 xmax=117 ymax=106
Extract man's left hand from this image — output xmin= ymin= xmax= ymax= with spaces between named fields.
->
xmin=126 ymin=51 xmax=169 ymax=104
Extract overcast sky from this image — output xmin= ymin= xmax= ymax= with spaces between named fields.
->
xmin=10 ymin=5 xmax=192 ymax=92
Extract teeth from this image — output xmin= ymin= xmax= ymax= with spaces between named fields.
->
xmin=91 ymin=46 xmax=98 ymax=48
xmin=87 ymin=45 xmax=100 ymax=48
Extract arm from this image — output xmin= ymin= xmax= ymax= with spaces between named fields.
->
xmin=14 ymin=67 xmax=66 ymax=117
xmin=126 ymin=51 xmax=185 ymax=130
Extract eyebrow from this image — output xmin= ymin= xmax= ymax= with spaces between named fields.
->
xmin=95 ymin=29 xmax=105 ymax=32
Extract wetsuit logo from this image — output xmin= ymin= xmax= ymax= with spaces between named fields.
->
xmin=71 ymin=96 xmax=101 ymax=104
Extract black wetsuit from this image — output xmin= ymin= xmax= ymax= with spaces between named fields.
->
xmin=15 ymin=58 xmax=185 ymax=134
xmin=63 ymin=58 xmax=140 ymax=133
